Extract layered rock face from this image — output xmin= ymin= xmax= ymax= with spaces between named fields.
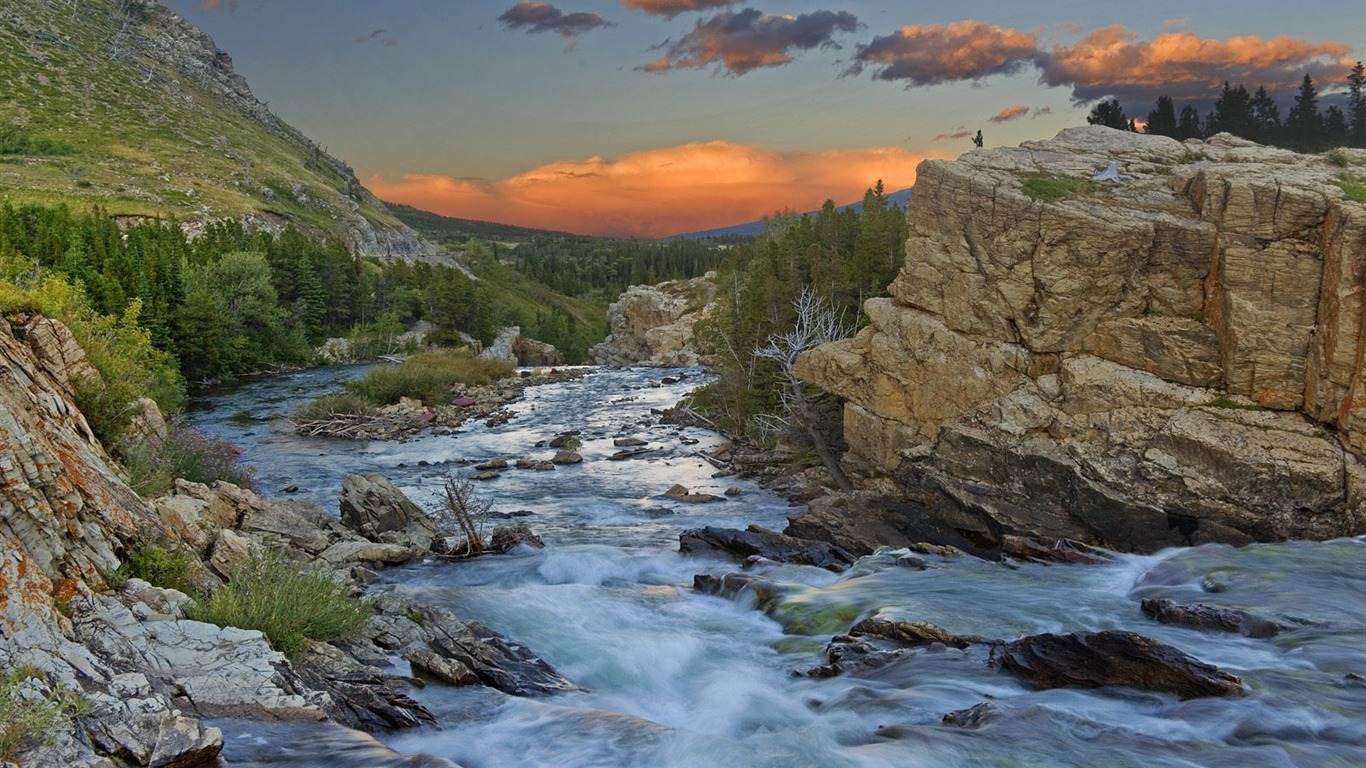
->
xmin=590 ymin=272 xmax=717 ymax=367
xmin=796 ymin=127 xmax=1366 ymax=552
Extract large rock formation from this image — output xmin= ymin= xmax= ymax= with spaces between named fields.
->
xmin=796 ymin=127 xmax=1366 ymax=552
xmin=590 ymin=272 xmax=717 ymax=367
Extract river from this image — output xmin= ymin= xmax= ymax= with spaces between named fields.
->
xmin=187 ymin=365 xmax=1366 ymax=768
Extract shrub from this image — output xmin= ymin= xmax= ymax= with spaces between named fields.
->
xmin=1021 ymin=172 xmax=1096 ymax=201
xmin=292 ymin=392 xmax=376 ymax=421
xmin=186 ymin=550 xmax=369 ymax=656
xmin=0 ymin=667 xmax=88 ymax=763
xmin=343 ymin=349 xmax=514 ymax=406
xmin=122 ymin=421 xmax=254 ymax=497
xmin=116 ymin=545 xmax=198 ymax=595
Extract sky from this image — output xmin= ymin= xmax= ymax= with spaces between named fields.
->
xmin=161 ymin=0 xmax=1366 ymax=238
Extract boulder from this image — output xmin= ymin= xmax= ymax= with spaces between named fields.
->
xmin=662 ymin=484 xmax=724 ymax=504
xmin=678 ymin=526 xmax=857 ymax=572
xmin=338 ymin=474 xmax=443 ymax=553
xmin=487 ymin=523 xmax=545 ymax=553
xmin=848 ymin=615 xmax=982 ymax=649
xmin=998 ymin=629 xmax=1245 ymax=699
xmin=796 ymin=126 xmax=1366 ymax=552
xmin=589 ymin=273 xmax=718 ymax=367
xmin=1140 ymin=598 xmax=1293 ymax=638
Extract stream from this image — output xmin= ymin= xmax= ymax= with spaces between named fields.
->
xmin=187 ymin=366 xmax=1366 ymax=768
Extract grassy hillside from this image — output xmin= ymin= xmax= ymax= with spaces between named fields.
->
xmin=0 ymin=0 xmax=421 ymax=255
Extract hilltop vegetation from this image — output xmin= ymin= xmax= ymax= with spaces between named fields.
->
xmin=0 ymin=0 xmax=420 ymax=254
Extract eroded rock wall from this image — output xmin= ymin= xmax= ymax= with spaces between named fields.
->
xmin=796 ymin=127 xmax=1366 ymax=551
xmin=590 ymin=272 xmax=718 ymax=367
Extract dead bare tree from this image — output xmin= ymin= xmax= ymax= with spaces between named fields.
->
xmin=441 ymin=475 xmax=491 ymax=556
xmin=753 ymin=287 xmax=856 ymax=491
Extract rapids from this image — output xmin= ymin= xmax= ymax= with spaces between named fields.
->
xmin=188 ymin=366 xmax=1366 ymax=768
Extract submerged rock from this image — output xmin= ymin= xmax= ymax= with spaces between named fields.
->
xmin=678 ymin=525 xmax=858 ymax=572
xmin=1140 ymin=598 xmax=1294 ymax=638
xmin=942 ymin=701 xmax=999 ymax=728
xmin=848 ymin=615 xmax=982 ymax=649
xmin=998 ymin=630 xmax=1245 ymax=699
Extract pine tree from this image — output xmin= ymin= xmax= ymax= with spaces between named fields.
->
xmin=1087 ymin=98 xmax=1130 ymax=130
xmin=1206 ymin=82 xmax=1255 ymax=139
xmin=1323 ymin=105 xmax=1349 ymax=147
xmin=1250 ymin=86 xmax=1282 ymax=145
xmin=1347 ymin=61 xmax=1366 ymax=148
xmin=1285 ymin=74 xmax=1323 ymax=152
xmin=1145 ymin=96 xmax=1178 ymax=137
xmin=1176 ymin=106 xmax=1203 ymax=140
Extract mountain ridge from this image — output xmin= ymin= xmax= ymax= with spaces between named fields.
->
xmin=0 ymin=0 xmax=439 ymax=261
xmin=667 ymin=187 xmax=913 ymax=240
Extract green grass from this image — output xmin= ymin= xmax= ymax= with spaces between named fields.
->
xmin=1021 ymin=172 xmax=1097 ymax=201
xmin=0 ymin=1 xmax=402 ymax=241
xmin=1335 ymin=179 xmax=1366 ymax=203
xmin=115 ymin=545 xmax=198 ymax=595
xmin=1208 ymin=396 xmax=1266 ymax=411
xmin=343 ymin=349 xmax=515 ymax=406
xmin=0 ymin=667 xmax=88 ymax=763
xmin=186 ymin=550 xmax=369 ymax=656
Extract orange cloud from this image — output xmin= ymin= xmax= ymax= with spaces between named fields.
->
xmin=641 ymin=9 xmax=859 ymax=75
xmin=849 ymin=21 xmax=1040 ymax=85
xmin=1042 ymin=26 xmax=1353 ymax=101
xmin=849 ymin=19 xmax=1354 ymax=104
xmin=369 ymin=142 xmax=944 ymax=238
xmin=621 ymin=0 xmax=740 ymax=18
xmin=989 ymin=105 xmax=1030 ymax=122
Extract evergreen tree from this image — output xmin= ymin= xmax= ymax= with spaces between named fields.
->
xmin=1087 ymin=98 xmax=1130 ymax=130
xmin=1347 ymin=61 xmax=1366 ymax=148
xmin=1250 ymin=86 xmax=1282 ymax=145
xmin=1145 ymin=96 xmax=1178 ymax=138
xmin=1176 ymin=106 xmax=1204 ymax=140
xmin=1323 ymin=105 xmax=1349 ymax=147
xmin=1285 ymin=74 xmax=1323 ymax=151
xmin=1206 ymin=82 xmax=1255 ymax=139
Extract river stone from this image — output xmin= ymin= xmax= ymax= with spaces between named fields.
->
xmin=614 ymin=437 xmax=648 ymax=447
xmin=320 ymin=540 xmax=418 ymax=566
xmin=942 ymin=701 xmax=999 ymax=728
xmin=488 ymin=524 xmax=545 ymax=553
xmin=407 ymin=649 xmax=481 ymax=687
xmin=998 ymin=630 xmax=1246 ymax=699
xmin=551 ymin=451 xmax=582 ymax=465
xmin=663 ymin=484 xmax=724 ymax=504
xmin=293 ymin=643 xmax=435 ymax=731
xmin=849 ymin=615 xmax=982 ymax=649
xmin=1140 ymin=598 xmax=1293 ymax=638
xmin=679 ymin=526 xmax=857 ymax=572
xmin=691 ymin=573 xmax=789 ymax=604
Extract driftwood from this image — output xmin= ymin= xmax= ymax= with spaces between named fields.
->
xmin=290 ymin=414 xmax=415 ymax=439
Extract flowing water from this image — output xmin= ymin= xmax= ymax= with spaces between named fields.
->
xmin=188 ymin=366 xmax=1366 ymax=768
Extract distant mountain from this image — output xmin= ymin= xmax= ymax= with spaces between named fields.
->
xmin=667 ymin=187 xmax=913 ymax=240
xmin=387 ymin=204 xmax=580 ymax=243
xmin=0 ymin=0 xmax=435 ymax=260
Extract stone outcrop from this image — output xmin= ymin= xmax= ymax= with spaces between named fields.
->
xmin=590 ymin=272 xmax=718 ymax=366
xmin=478 ymin=326 xmax=565 ymax=367
xmin=796 ymin=127 xmax=1366 ymax=552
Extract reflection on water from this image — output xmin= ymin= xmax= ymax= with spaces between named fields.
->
xmin=193 ymin=367 xmax=1366 ymax=768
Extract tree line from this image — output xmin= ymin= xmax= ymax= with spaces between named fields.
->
xmin=692 ymin=182 xmax=906 ymax=446
xmin=1086 ymin=62 xmax=1366 ymax=152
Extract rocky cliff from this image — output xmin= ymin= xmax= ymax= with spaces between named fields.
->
xmin=590 ymin=272 xmax=718 ymax=367
xmin=795 ymin=127 xmax=1366 ymax=553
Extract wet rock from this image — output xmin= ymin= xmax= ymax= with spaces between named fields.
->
xmin=691 ymin=573 xmax=789 ymax=603
xmin=293 ymin=643 xmax=435 ymax=731
xmin=786 ymin=491 xmax=1001 ymax=559
xmin=532 ymin=461 xmax=555 ymax=471
xmin=802 ymin=635 xmax=909 ymax=678
xmin=849 ymin=615 xmax=982 ymax=649
xmin=473 ymin=471 xmax=501 ymax=481
xmin=894 ymin=555 xmax=930 ymax=570
xmin=488 ymin=523 xmax=545 ymax=553
xmin=663 ymin=484 xmax=724 ymax=504
xmin=515 ymin=459 xmax=535 ymax=470
xmin=551 ymin=451 xmax=582 ymax=465
xmin=1140 ymin=598 xmax=1293 ymax=638
xmin=319 ymin=541 xmax=418 ymax=566
xmin=609 ymin=448 xmax=651 ymax=461
xmin=998 ymin=630 xmax=1245 ymax=699
xmin=1003 ymin=537 xmax=1110 ymax=565
xmin=548 ymin=432 xmax=580 ymax=448
xmin=678 ymin=526 xmax=858 ymax=572
xmin=724 ymin=487 xmax=742 ymax=496
xmin=407 ymin=649 xmax=480 ymax=687
xmin=474 ymin=459 xmax=509 ymax=471
xmin=614 ymin=437 xmax=648 ymax=447
xmin=942 ymin=701 xmax=999 ymax=728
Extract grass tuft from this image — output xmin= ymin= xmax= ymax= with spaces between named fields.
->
xmin=186 ymin=549 xmax=369 ymax=656
xmin=1335 ymin=178 xmax=1366 ymax=203
xmin=121 ymin=420 xmax=254 ymax=497
xmin=1021 ymin=172 xmax=1097 ymax=201
xmin=116 ymin=545 xmax=198 ymax=595
xmin=342 ymin=349 xmax=514 ymax=406
xmin=0 ymin=667 xmax=88 ymax=763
